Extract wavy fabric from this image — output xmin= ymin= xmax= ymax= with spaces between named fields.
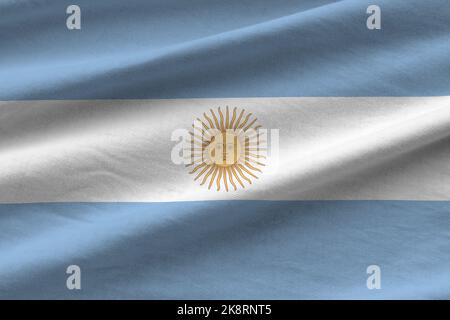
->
xmin=1 ymin=201 xmax=450 ymax=299
xmin=1 ymin=0 xmax=450 ymax=99
xmin=1 ymin=97 xmax=450 ymax=202
xmin=1 ymin=0 xmax=450 ymax=299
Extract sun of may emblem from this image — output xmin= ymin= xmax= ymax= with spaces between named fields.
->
xmin=186 ymin=107 xmax=266 ymax=191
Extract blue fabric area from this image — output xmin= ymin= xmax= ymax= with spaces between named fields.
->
xmin=1 ymin=0 xmax=450 ymax=99
xmin=1 ymin=201 xmax=449 ymax=299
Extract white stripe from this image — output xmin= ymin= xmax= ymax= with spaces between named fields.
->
xmin=1 ymin=97 xmax=449 ymax=203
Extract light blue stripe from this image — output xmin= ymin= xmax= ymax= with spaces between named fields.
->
xmin=1 ymin=0 xmax=450 ymax=99
xmin=1 ymin=201 xmax=449 ymax=299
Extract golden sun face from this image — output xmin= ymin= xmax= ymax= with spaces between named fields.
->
xmin=186 ymin=106 xmax=265 ymax=191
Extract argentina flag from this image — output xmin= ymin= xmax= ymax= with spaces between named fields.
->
xmin=1 ymin=0 xmax=450 ymax=300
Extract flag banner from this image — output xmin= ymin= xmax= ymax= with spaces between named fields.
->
xmin=0 ymin=0 xmax=449 ymax=299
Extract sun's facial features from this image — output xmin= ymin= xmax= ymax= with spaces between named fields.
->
xmin=206 ymin=132 xmax=241 ymax=167
xmin=186 ymin=107 xmax=265 ymax=191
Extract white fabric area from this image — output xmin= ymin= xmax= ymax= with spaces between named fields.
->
xmin=0 ymin=97 xmax=449 ymax=203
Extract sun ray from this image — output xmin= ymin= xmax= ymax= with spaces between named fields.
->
xmin=233 ymin=109 xmax=245 ymax=130
xmin=216 ymin=167 xmax=223 ymax=191
xmin=189 ymin=162 xmax=206 ymax=174
xmin=238 ymin=113 xmax=252 ymax=129
xmin=238 ymin=164 xmax=258 ymax=179
xmin=203 ymin=112 xmax=215 ymax=129
xmin=245 ymin=157 xmax=266 ymax=166
xmin=230 ymin=166 xmax=245 ymax=188
xmin=194 ymin=164 xmax=211 ymax=180
xmin=222 ymin=167 xmax=229 ymax=192
xmin=200 ymin=165 xmax=216 ymax=185
xmin=235 ymin=165 xmax=252 ymax=184
xmin=243 ymin=162 xmax=262 ymax=173
xmin=191 ymin=128 xmax=209 ymax=144
xmin=218 ymin=107 xmax=225 ymax=131
xmin=208 ymin=166 xmax=219 ymax=190
xmin=189 ymin=131 xmax=206 ymax=142
xmin=210 ymin=109 xmax=221 ymax=130
xmin=244 ymin=118 xmax=257 ymax=131
xmin=229 ymin=107 xmax=237 ymax=128
xmin=192 ymin=125 xmax=212 ymax=139
xmin=226 ymin=167 xmax=236 ymax=191
xmin=196 ymin=117 xmax=211 ymax=131
xmin=225 ymin=106 xmax=230 ymax=129
xmin=185 ymin=157 xmax=204 ymax=167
